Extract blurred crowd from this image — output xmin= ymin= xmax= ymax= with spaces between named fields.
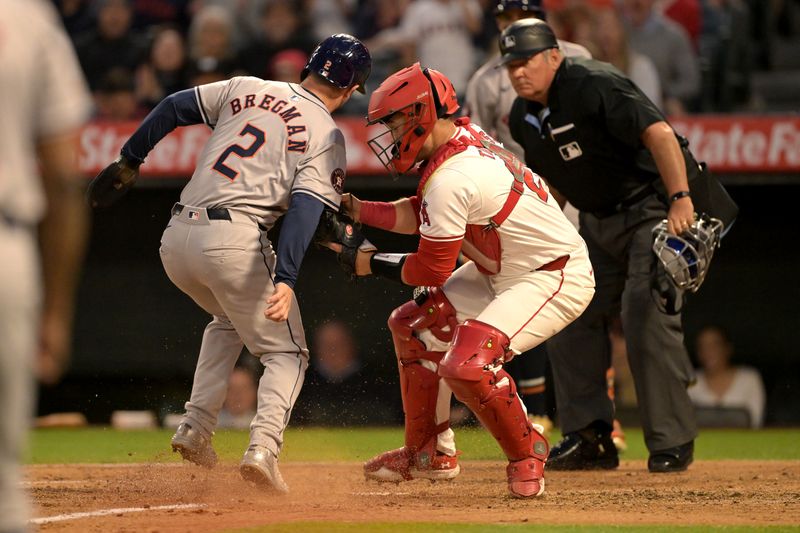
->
xmin=54 ymin=0 xmax=800 ymax=121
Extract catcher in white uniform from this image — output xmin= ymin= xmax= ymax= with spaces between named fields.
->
xmin=89 ymin=34 xmax=371 ymax=493
xmin=322 ymin=64 xmax=594 ymax=498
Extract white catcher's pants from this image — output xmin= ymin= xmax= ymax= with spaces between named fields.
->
xmin=417 ymin=245 xmax=595 ymax=453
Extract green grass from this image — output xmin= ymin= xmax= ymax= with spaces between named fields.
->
xmin=229 ymin=525 xmax=799 ymax=533
xmin=26 ymin=426 xmax=800 ymax=464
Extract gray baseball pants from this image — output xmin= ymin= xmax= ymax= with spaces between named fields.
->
xmin=547 ymin=195 xmax=697 ymax=452
xmin=160 ymin=207 xmax=308 ymax=457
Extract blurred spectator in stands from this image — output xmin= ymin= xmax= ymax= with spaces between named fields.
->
xmin=129 ymin=0 xmax=191 ymax=32
xmin=367 ymin=0 xmax=483 ymax=94
xmin=293 ymin=320 xmax=399 ymax=426
xmin=136 ymin=26 xmax=189 ymax=109
xmin=546 ymin=1 xmax=596 ymax=51
xmin=622 ymin=0 xmax=701 ymax=115
xmin=698 ymin=0 xmax=752 ymax=112
xmin=94 ymin=68 xmax=146 ymax=121
xmin=268 ymin=49 xmax=308 ymax=83
xmin=74 ymin=0 xmax=146 ymax=90
xmin=187 ymin=57 xmax=233 ymax=86
xmin=218 ymin=365 xmax=258 ymax=430
xmin=689 ymin=325 xmax=766 ymax=428
xmin=54 ymin=0 xmax=95 ymax=37
xmin=188 ymin=4 xmax=241 ymax=74
xmin=308 ymin=0 xmax=356 ymax=41
xmin=240 ymin=0 xmax=317 ymax=79
xmin=592 ymin=6 xmax=663 ymax=109
xmin=354 ymin=0 xmax=410 ymax=40
xmin=353 ymin=0 xmax=411 ymax=92
xmin=663 ymin=0 xmax=703 ymax=48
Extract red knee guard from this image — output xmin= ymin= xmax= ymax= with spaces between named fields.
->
xmin=388 ymin=288 xmax=457 ymax=451
xmin=439 ymin=319 xmax=549 ymax=462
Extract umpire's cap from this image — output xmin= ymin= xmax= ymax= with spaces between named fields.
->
xmin=302 ymin=34 xmax=372 ymax=94
xmin=494 ymin=0 xmax=545 ymax=18
xmin=498 ymin=19 xmax=558 ymax=66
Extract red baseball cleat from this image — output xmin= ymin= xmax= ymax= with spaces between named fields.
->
xmin=506 ymin=457 xmax=546 ymax=498
xmin=364 ymin=446 xmax=460 ymax=482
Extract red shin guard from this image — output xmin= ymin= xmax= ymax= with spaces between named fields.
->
xmin=388 ymin=288 xmax=457 ymax=453
xmin=439 ymin=320 xmax=548 ymax=462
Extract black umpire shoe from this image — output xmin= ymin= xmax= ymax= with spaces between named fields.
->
xmin=547 ymin=424 xmax=619 ymax=470
xmin=648 ymin=440 xmax=694 ymax=473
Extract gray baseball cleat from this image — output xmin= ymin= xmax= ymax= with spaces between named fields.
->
xmin=239 ymin=445 xmax=289 ymax=493
xmin=170 ymin=422 xmax=218 ymax=469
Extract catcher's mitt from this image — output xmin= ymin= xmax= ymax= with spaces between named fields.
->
xmin=86 ymin=155 xmax=140 ymax=209
xmin=314 ymin=209 xmax=375 ymax=278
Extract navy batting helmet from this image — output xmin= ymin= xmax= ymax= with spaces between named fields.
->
xmin=301 ymin=34 xmax=371 ymax=94
xmin=494 ymin=0 xmax=545 ymax=18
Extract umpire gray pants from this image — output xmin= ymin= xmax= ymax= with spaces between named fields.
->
xmin=547 ymin=194 xmax=697 ymax=452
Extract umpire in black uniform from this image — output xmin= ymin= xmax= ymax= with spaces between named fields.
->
xmin=502 ymin=19 xmax=697 ymax=472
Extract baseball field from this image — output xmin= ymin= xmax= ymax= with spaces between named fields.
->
xmin=26 ymin=427 xmax=800 ymax=532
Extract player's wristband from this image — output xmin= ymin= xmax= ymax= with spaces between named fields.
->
xmin=370 ymin=253 xmax=407 ymax=284
xmin=669 ymin=190 xmax=691 ymax=203
xmin=360 ymin=201 xmax=397 ymax=230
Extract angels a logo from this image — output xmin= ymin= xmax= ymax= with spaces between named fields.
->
xmin=330 ymin=168 xmax=345 ymax=194
xmin=420 ymin=200 xmax=431 ymax=226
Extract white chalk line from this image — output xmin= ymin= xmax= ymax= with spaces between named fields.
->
xmin=30 ymin=503 xmax=206 ymax=524
xmin=22 ymin=479 xmax=86 ymax=487
xmin=351 ymin=492 xmax=410 ymax=496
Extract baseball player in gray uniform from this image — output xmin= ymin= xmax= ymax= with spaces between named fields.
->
xmin=462 ymin=0 xmax=590 ymax=435
xmin=0 ymin=1 xmax=91 ymax=529
xmin=93 ymin=34 xmax=371 ymax=492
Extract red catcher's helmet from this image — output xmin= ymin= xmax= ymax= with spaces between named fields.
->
xmin=366 ymin=63 xmax=459 ymax=174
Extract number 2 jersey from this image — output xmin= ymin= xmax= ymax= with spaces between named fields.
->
xmin=179 ymin=77 xmax=346 ymax=231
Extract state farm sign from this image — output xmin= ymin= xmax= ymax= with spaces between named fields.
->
xmin=79 ymin=116 xmax=800 ymax=178
xmin=81 ymin=121 xmax=210 ymax=176
xmin=671 ymin=117 xmax=800 ymax=173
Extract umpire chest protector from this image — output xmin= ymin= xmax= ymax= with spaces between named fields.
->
xmin=509 ymin=57 xmax=692 ymax=214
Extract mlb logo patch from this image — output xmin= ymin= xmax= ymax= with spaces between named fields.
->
xmin=503 ymin=35 xmax=516 ymax=49
xmin=559 ymin=142 xmax=583 ymax=161
xmin=188 ymin=210 xmax=200 ymax=220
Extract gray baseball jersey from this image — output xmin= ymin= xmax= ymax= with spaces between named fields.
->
xmin=464 ymin=40 xmax=591 ymax=159
xmin=0 ymin=1 xmax=91 ymax=530
xmin=180 ymin=77 xmax=346 ymax=230
xmin=145 ymin=77 xmax=355 ymax=464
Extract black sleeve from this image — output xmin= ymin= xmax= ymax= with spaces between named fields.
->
xmin=508 ymin=97 xmax=526 ymax=149
xmin=121 ymin=88 xmax=206 ymax=164
xmin=581 ymin=71 xmax=666 ymax=149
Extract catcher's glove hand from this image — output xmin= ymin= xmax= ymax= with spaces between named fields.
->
xmin=86 ymin=154 xmax=140 ymax=209
xmin=314 ymin=208 xmax=376 ymax=279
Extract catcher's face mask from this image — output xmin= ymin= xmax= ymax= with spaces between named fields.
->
xmin=366 ymin=63 xmax=459 ymax=176
xmin=651 ymin=215 xmax=724 ymax=314
xmin=367 ymin=104 xmax=429 ymax=176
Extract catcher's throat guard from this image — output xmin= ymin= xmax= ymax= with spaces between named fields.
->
xmin=651 ymin=214 xmax=723 ymax=314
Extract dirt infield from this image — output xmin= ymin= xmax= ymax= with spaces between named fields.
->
xmin=27 ymin=460 xmax=800 ymax=531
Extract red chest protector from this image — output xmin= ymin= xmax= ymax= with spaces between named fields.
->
xmin=417 ymin=117 xmax=527 ymax=275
